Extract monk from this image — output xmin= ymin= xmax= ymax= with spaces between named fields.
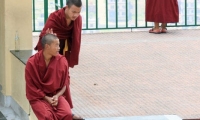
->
xmin=34 ymin=0 xmax=82 ymax=68
xmin=146 ymin=0 xmax=179 ymax=33
xmin=25 ymin=34 xmax=84 ymax=120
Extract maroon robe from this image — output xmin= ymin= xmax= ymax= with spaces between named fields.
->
xmin=35 ymin=7 xmax=82 ymax=68
xmin=25 ymin=50 xmax=73 ymax=120
xmin=146 ymin=0 xmax=179 ymax=23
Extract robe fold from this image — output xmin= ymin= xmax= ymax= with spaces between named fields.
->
xmin=146 ymin=0 xmax=179 ymax=23
xmin=34 ymin=7 xmax=82 ymax=68
xmin=25 ymin=50 xmax=73 ymax=120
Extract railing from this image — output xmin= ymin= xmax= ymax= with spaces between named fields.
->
xmin=32 ymin=0 xmax=200 ymax=32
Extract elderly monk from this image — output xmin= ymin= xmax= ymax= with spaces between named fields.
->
xmin=25 ymin=34 xmax=84 ymax=120
xmin=146 ymin=0 xmax=179 ymax=33
xmin=35 ymin=0 xmax=82 ymax=68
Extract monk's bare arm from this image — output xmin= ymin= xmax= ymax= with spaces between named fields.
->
xmin=50 ymin=86 xmax=66 ymax=106
xmin=43 ymin=86 xmax=66 ymax=105
xmin=56 ymin=86 xmax=66 ymax=97
xmin=43 ymin=86 xmax=66 ymax=106
xmin=44 ymin=96 xmax=54 ymax=105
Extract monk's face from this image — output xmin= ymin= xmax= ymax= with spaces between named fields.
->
xmin=66 ymin=5 xmax=81 ymax=21
xmin=48 ymin=39 xmax=60 ymax=56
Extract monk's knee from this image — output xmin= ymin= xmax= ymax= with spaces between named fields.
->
xmin=62 ymin=112 xmax=72 ymax=120
xmin=56 ymin=96 xmax=72 ymax=119
xmin=59 ymin=108 xmax=72 ymax=119
xmin=43 ymin=111 xmax=54 ymax=120
xmin=64 ymin=109 xmax=72 ymax=117
xmin=33 ymin=110 xmax=54 ymax=120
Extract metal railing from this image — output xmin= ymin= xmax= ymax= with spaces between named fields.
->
xmin=32 ymin=0 xmax=200 ymax=32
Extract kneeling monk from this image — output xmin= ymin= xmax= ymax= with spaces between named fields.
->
xmin=25 ymin=34 xmax=83 ymax=120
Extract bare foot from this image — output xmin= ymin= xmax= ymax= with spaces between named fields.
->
xmin=72 ymin=114 xmax=84 ymax=120
xmin=161 ymin=28 xmax=167 ymax=33
xmin=149 ymin=28 xmax=161 ymax=34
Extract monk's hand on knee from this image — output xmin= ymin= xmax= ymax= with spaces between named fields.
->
xmin=51 ymin=102 xmax=58 ymax=106
xmin=44 ymin=96 xmax=54 ymax=105
xmin=51 ymin=95 xmax=58 ymax=106
xmin=52 ymin=95 xmax=58 ymax=101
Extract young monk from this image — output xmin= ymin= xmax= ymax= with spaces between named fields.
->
xmin=146 ymin=0 xmax=179 ymax=34
xmin=25 ymin=34 xmax=84 ymax=120
xmin=35 ymin=0 xmax=82 ymax=68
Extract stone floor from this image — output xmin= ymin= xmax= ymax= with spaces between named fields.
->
xmin=2 ymin=28 xmax=200 ymax=120
xmin=67 ymin=29 xmax=200 ymax=120
xmin=86 ymin=115 xmax=182 ymax=120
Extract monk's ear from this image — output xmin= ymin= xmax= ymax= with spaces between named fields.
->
xmin=44 ymin=44 xmax=50 ymax=49
xmin=65 ymin=5 xmax=69 ymax=10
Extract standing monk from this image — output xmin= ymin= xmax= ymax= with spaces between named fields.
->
xmin=146 ymin=0 xmax=179 ymax=34
xmin=25 ymin=34 xmax=84 ymax=120
xmin=35 ymin=0 xmax=82 ymax=68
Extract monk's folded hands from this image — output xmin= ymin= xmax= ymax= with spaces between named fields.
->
xmin=51 ymin=95 xmax=59 ymax=106
xmin=44 ymin=96 xmax=55 ymax=105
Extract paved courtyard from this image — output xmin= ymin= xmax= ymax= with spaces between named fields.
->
xmin=33 ymin=29 xmax=200 ymax=120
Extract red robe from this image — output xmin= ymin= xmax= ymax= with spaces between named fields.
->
xmin=146 ymin=0 xmax=179 ymax=23
xmin=25 ymin=50 xmax=73 ymax=120
xmin=34 ymin=7 xmax=82 ymax=68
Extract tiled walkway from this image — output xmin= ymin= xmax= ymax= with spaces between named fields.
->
xmin=32 ymin=29 xmax=200 ymax=119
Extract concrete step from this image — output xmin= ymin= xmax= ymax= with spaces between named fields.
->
xmin=0 ymin=106 xmax=20 ymax=120
xmin=0 ymin=111 xmax=7 ymax=120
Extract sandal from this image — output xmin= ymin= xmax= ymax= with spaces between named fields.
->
xmin=149 ymin=28 xmax=161 ymax=34
xmin=72 ymin=114 xmax=85 ymax=120
xmin=161 ymin=28 xmax=167 ymax=33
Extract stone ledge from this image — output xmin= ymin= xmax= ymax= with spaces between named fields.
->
xmin=10 ymin=50 xmax=36 ymax=65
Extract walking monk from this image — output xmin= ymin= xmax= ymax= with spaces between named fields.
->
xmin=25 ymin=34 xmax=84 ymax=120
xmin=146 ymin=0 xmax=179 ymax=33
xmin=35 ymin=0 xmax=82 ymax=68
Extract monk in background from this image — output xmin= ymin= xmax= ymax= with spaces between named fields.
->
xmin=25 ymin=34 xmax=84 ymax=120
xmin=35 ymin=0 xmax=82 ymax=68
xmin=146 ymin=0 xmax=179 ymax=34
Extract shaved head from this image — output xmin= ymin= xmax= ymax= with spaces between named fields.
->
xmin=67 ymin=0 xmax=82 ymax=8
xmin=41 ymin=34 xmax=58 ymax=48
